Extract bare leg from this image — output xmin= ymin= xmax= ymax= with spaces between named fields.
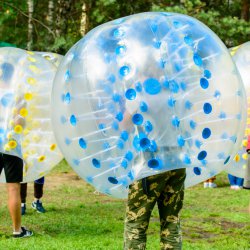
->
xmin=7 ymin=183 xmax=21 ymax=232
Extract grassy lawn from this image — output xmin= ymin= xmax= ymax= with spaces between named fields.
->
xmin=0 ymin=159 xmax=249 ymax=250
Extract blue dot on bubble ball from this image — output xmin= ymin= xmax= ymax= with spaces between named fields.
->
xmin=140 ymin=102 xmax=148 ymax=112
xmin=202 ymin=128 xmax=211 ymax=139
xmin=224 ymin=156 xmax=230 ymax=165
xmin=198 ymin=151 xmax=207 ymax=161
xmin=92 ymin=158 xmax=101 ymax=168
xmin=132 ymin=113 xmax=143 ymax=125
xmin=64 ymin=92 xmax=71 ymax=104
xmin=193 ymin=53 xmax=203 ymax=66
xmin=139 ymin=137 xmax=151 ymax=150
xmin=70 ymin=115 xmax=77 ymax=126
xmin=79 ymin=138 xmax=87 ymax=149
xmin=143 ymin=78 xmax=161 ymax=95
xmin=148 ymin=158 xmax=162 ymax=169
xmin=144 ymin=121 xmax=153 ymax=133
xmin=203 ymin=103 xmax=212 ymax=114
xmin=200 ymin=78 xmax=209 ymax=89
xmin=193 ymin=167 xmax=201 ymax=175
xmin=108 ymin=176 xmax=118 ymax=184
xmin=1 ymin=93 xmax=14 ymax=107
xmin=204 ymin=69 xmax=211 ymax=79
xmin=119 ymin=66 xmax=130 ymax=77
xmin=125 ymin=88 xmax=136 ymax=100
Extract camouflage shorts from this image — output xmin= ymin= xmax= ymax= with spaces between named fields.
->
xmin=124 ymin=169 xmax=186 ymax=250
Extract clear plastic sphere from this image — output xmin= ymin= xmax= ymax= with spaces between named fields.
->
xmin=0 ymin=48 xmax=63 ymax=182
xmin=52 ymin=12 xmax=246 ymax=198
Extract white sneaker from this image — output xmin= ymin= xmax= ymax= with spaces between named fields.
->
xmin=204 ymin=182 xmax=209 ymax=188
xmin=209 ymin=182 xmax=217 ymax=188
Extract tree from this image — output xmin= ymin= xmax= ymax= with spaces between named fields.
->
xmin=27 ymin=0 xmax=34 ymax=50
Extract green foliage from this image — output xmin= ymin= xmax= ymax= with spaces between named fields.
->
xmin=0 ymin=0 xmax=249 ymax=54
xmin=152 ymin=0 xmax=250 ymax=47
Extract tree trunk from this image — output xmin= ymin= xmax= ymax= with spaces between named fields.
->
xmin=48 ymin=0 xmax=54 ymax=28
xmin=27 ymin=0 xmax=34 ymax=50
xmin=80 ymin=1 xmax=89 ymax=36
xmin=55 ymin=0 xmax=73 ymax=38
xmin=241 ymin=0 xmax=249 ymax=21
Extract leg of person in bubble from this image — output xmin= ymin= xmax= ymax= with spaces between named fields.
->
xmin=124 ymin=169 xmax=186 ymax=250
xmin=0 ymin=153 xmax=33 ymax=238
xmin=21 ymin=177 xmax=46 ymax=214
xmin=228 ymin=174 xmax=244 ymax=190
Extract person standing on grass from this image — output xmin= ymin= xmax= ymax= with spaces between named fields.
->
xmin=122 ymin=91 xmax=186 ymax=250
xmin=21 ymin=177 xmax=46 ymax=215
xmin=0 ymin=154 xmax=33 ymax=238
xmin=0 ymin=51 xmax=33 ymax=238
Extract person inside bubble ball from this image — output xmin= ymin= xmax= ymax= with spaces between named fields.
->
xmin=121 ymin=88 xmax=186 ymax=250
xmin=21 ymin=177 xmax=46 ymax=215
xmin=0 ymin=62 xmax=33 ymax=238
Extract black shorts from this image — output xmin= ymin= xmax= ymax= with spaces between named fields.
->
xmin=0 ymin=153 xmax=23 ymax=183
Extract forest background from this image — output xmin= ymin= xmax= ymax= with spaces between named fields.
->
xmin=0 ymin=0 xmax=249 ymax=54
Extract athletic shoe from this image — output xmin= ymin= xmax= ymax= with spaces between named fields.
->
xmin=208 ymin=182 xmax=217 ymax=188
xmin=203 ymin=182 xmax=209 ymax=188
xmin=21 ymin=204 xmax=26 ymax=216
xmin=13 ymin=226 xmax=33 ymax=238
xmin=31 ymin=200 xmax=46 ymax=213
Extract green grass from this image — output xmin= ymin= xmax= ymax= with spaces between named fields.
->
xmin=0 ymin=160 xmax=249 ymax=250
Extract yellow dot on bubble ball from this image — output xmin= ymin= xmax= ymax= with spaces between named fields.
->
xmin=24 ymin=93 xmax=33 ymax=101
xmin=9 ymin=120 xmax=14 ymax=127
xmin=27 ymin=77 xmax=37 ymax=85
xmin=243 ymin=164 xmax=247 ymax=169
xmin=27 ymin=51 xmax=34 ymax=55
xmin=50 ymin=144 xmax=56 ymax=151
xmin=23 ymin=153 xmax=29 ymax=160
xmin=12 ymin=107 xmax=18 ymax=115
xmin=29 ymin=65 xmax=40 ymax=74
xmin=27 ymin=56 xmax=36 ymax=62
xmin=26 ymin=116 xmax=32 ymax=122
xmin=7 ymin=132 xmax=13 ymax=139
xmin=242 ymin=153 xmax=248 ymax=160
xmin=32 ymin=120 xmax=40 ymax=127
xmin=38 ymin=155 xmax=45 ymax=162
xmin=32 ymin=135 xmax=40 ymax=142
xmin=242 ymin=140 xmax=247 ymax=147
xmin=20 ymin=108 xmax=28 ymax=117
xmin=234 ymin=154 xmax=240 ymax=162
xmin=4 ymin=144 xmax=10 ymax=151
xmin=23 ymin=129 xmax=30 ymax=135
xmin=14 ymin=125 xmax=23 ymax=134
xmin=28 ymin=149 xmax=36 ymax=155
xmin=8 ymin=140 xmax=17 ymax=149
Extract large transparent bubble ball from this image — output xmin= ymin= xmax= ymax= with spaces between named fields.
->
xmin=225 ymin=42 xmax=250 ymax=178
xmin=52 ymin=12 xmax=247 ymax=198
xmin=0 ymin=48 xmax=63 ymax=182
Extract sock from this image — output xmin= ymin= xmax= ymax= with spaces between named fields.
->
xmin=21 ymin=203 xmax=25 ymax=207
xmin=13 ymin=230 xmax=21 ymax=235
